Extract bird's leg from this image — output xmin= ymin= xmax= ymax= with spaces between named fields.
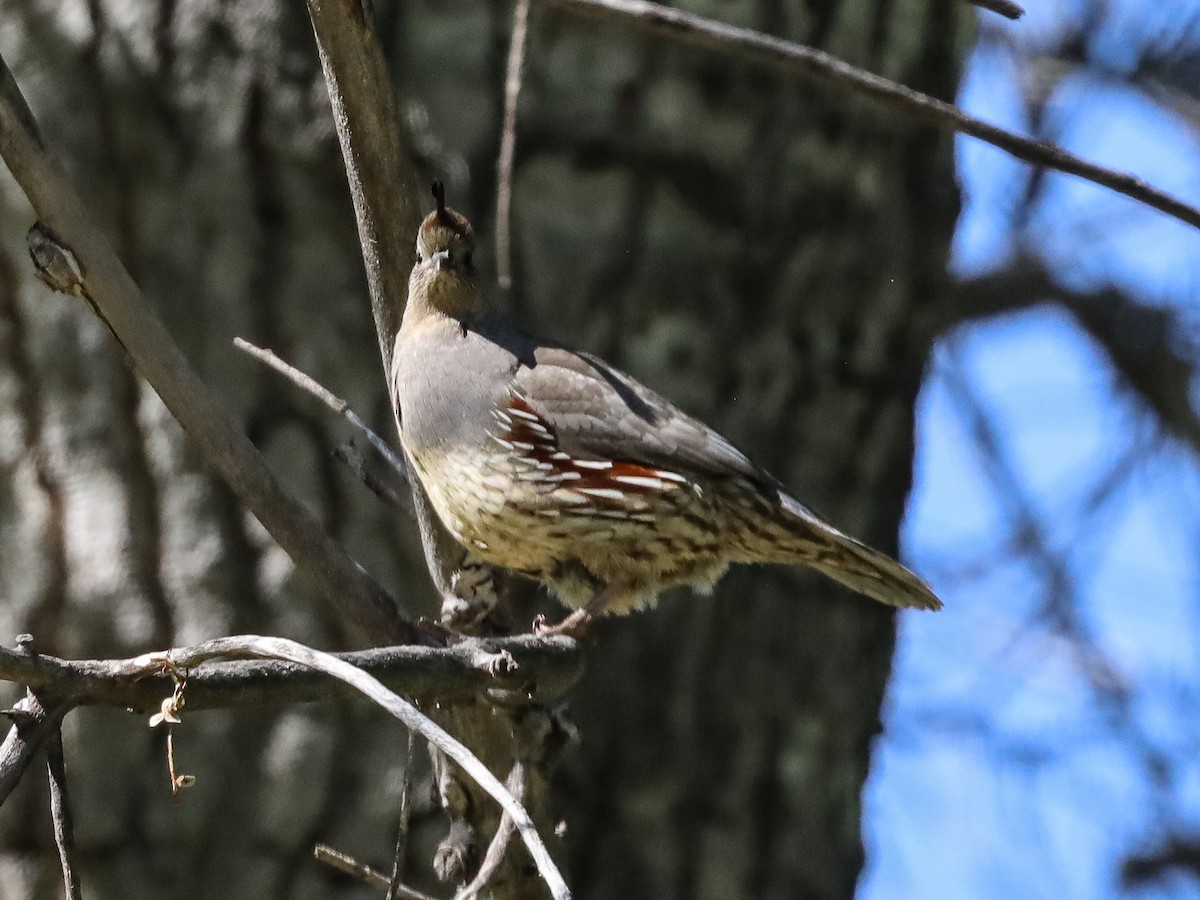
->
xmin=533 ymin=607 xmax=593 ymax=638
xmin=533 ymin=584 xmax=625 ymax=638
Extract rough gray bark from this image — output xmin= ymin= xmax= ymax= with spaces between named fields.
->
xmin=0 ymin=0 xmax=967 ymax=898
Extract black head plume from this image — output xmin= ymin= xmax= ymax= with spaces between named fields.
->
xmin=433 ymin=181 xmax=451 ymax=225
xmin=428 ymin=181 xmax=469 ymax=237
xmin=416 ymin=181 xmax=475 ymax=279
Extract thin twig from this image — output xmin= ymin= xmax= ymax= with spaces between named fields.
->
xmin=135 ymin=635 xmax=571 ymax=900
xmin=0 ymin=54 xmax=416 ymax=645
xmin=313 ymin=844 xmax=438 ymax=900
xmin=163 ymin=727 xmax=198 ymax=800
xmin=387 ymin=729 xmax=417 ymax=900
xmin=333 ymin=441 xmax=413 ymax=512
xmin=964 ymin=0 xmax=1024 ymax=19
xmin=454 ymin=763 xmax=525 ymax=900
xmin=45 ymin=727 xmax=82 ymax=900
xmin=536 ymin=0 xmax=1200 ymax=232
xmin=234 ymin=338 xmax=410 ymax=482
xmin=234 ymin=338 xmax=415 ymax=515
xmin=496 ymin=0 xmax=532 ymax=290
xmin=0 ymin=636 xmax=583 ymax=712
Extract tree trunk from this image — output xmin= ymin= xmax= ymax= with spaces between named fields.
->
xmin=0 ymin=1 xmax=966 ymax=897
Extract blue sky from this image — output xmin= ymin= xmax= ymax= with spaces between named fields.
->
xmin=860 ymin=3 xmax=1200 ymax=897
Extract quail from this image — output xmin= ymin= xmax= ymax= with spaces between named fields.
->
xmin=392 ymin=184 xmax=942 ymax=634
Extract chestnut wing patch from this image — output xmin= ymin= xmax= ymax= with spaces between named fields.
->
xmin=489 ymin=393 xmax=691 ymax=520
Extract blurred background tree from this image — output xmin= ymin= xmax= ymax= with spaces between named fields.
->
xmin=864 ymin=4 xmax=1200 ymax=899
xmin=0 ymin=0 xmax=1194 ymax=899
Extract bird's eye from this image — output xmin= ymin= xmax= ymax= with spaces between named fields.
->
xmin=416 ymin=251 xmax=424 ymax=263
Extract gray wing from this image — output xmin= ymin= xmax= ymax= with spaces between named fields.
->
xmin=501 ymin=338 xmax=940 ymax=614
xmin=511 ymin=344 xmax=775 ymax=488
xmin=508 ymin=341 xmax=944 ymax=611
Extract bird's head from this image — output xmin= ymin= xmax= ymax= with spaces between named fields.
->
xmin=407 ymin=182 xmax=479 ymax=321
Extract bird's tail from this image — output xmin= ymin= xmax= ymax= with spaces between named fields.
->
xmin=757 ymin=495 xmax=943 ymax=611
xmin=805 ymin=532 xmax=942 ymax=611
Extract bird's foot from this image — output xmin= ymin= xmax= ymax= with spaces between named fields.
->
xmin=533 ymin=608 xmax=594 ymax=639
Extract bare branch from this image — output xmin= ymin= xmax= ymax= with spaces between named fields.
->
xmin=535 ymin=0 xmax=1200 ymax=231
xmin=1066 ymin=297 xmax=1200 ymax=453
xmin=950 ymin=264 xmax=1200 ymax=459
xmin=496 ymin=0 xmax=532 ymax=291
xmin=964 ymin=0 xmax=1024 ymax=20
xmin=0 ymin=689 xmax=71 ymax=805
xmin=235 ymin=338 xmax=406 ymax=474
xmin=454 ymin=763 xmax=524 ymax=900
xmin=304 ymin=0 xmax=420 ymax=375
xmin=314 ymin=844 xmax=438 ymax=900
xmin=1122 ymin=837 xmax=1200 ymax=889
xmin=0 ymin=636 xmax=582 ymax=712
xmin=333 ymin=440 xmax=414 ymax=512
xmin=387 ymin=730 xmax=417 ymax=900
xmin=0 ymin=54 xmax=416 ymax=645
xmin=46 ymin=728 xmax=82 ymax=900
xmin=233 ymin=337 xmax=414 ymax=514
xmin=140 ymin=636 xmax=572 ymax=900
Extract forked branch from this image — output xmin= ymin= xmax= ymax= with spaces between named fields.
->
xmin=132 ymin=636 xmax=572 ymax=900
xmin=0 ymin=636 xmax=582 ymax=712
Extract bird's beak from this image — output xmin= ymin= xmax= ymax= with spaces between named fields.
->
xmin=432 ymin=249 xmax=453 ymax=272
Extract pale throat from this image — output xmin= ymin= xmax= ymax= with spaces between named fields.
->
xmin=403 ymin=268 xmax=480 ymax=326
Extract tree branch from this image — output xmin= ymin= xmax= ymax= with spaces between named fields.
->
xmin=304 ymin=0 xmax=420 ymax=375
xmin=496 ymin=0 xmax=532 ymax=291
xmin=964 ymin=0 xmax=1024 ymax=20
xmin=536 ymin=0 xmax=1200 ymax=231
xmin=950 ymin=264 xmax=1200 ymax=459
xmin=454 ymin=763 xmax=524 ymax=900
xmin=314 ymin=843 xmax=438 ymax=900
xmin=135 ymin=636 xmax=572 ymax=900
xmin=0 ymin=689 xmax=72 ymax=806
xmin=234 ymin=337 xmax=415 ymax=515
xmin=386 ymin=730 xmax=417 ymax=900
xmin=0 ymin=635 xmax=582 ymax=712
xmin=1122 ymin=836 xmax=1200 ymax=889
xmin=46 ymin=727 xmax=83 ymax=900
xmin=235 ymin=338 xmax=408 ymax=479
xmin=0 ymin=56 xmax=416 ymax=645
xmin=333 ymin=440 xmax=414 ymax=512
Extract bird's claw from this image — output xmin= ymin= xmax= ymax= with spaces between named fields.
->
xmin=532 ymin=610 xmax=593 ymax=638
